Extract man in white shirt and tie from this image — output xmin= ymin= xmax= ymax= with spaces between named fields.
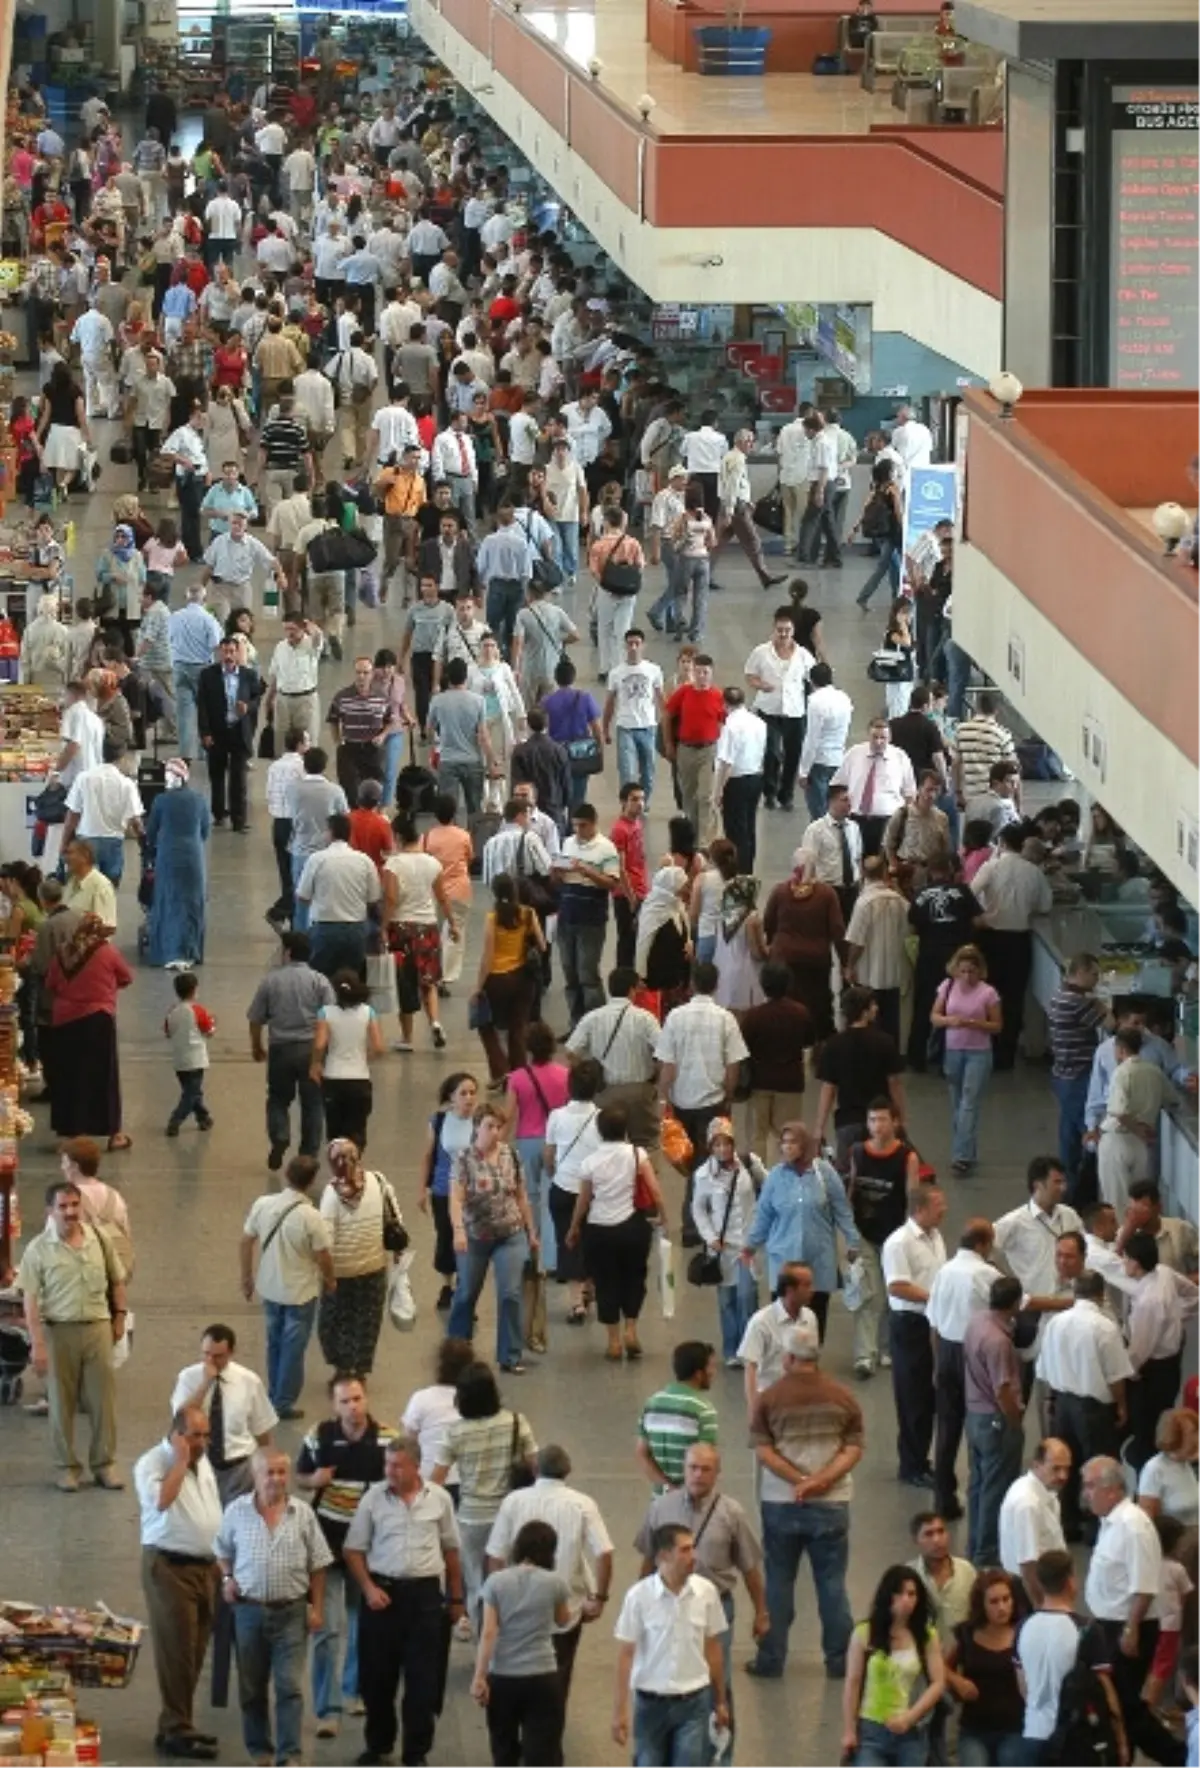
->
xmin=881 ymin=1184 xmax=947 ymax=1487
xmin=612 ymin=1522 xmax=729 ymax=1762
xmin=797 ymin=663 xmax=853 ymax=819
xmin=833 ymin=717 xmax=916 ymax=859
xmin=712 ymin=685 xmax=767 ymax=875
xmin=926 ymin=1217 xmax=996 ymax=1521
xmin=799 ymin=782 xmax=863 ymax=924
xmin=170 ymin=1324 xmax=276 ymax=1503
xmin=1036 ymin=1269 xmax=1133 ymax=1542
xmin=430 ymin=412 xmax=479 ymax=531
xmin=135 ymin=1405 xmax=224 ymax=1760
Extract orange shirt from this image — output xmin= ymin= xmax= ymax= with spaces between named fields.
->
xmin=422 ymin=822 xmax=473 ymax=903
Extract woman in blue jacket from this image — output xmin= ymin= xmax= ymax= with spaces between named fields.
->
xmin=742 ymin=1121 xmax=861 ymax=1340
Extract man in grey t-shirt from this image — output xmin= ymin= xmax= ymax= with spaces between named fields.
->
xmin=247 ymin=930 xmax=336 ymax=1166
xmin=285 ymin=747 xmax=350 ymax=929
xmin=428 ymin=657 xmax=494 ymax=817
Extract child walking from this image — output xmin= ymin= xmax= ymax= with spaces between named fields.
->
xmin=164 ymin=972 xmax=215 ymax=1135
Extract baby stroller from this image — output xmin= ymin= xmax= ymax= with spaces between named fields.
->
xmin=136 ymin=833 xmax=155 ymax=961
xmin=0 ymin=1290 xmax=31 ymax=1404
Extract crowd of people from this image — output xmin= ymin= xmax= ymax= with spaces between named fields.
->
xmin=4 ymin=38 xmax=1198 ymax=1768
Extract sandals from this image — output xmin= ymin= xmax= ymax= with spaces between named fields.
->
xmin=107 ymin=1133 xmax=132 ymax=1152
xmin=566 ymin=1305 xmax=588 ymax=1326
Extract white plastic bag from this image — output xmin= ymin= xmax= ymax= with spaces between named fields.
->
xmin=840 ymin=1259 xmax=867 ymax=1314
xmin=656 ymin=1232 xmax=676 ymax=1321
xmin=366 ymin=951 xmax=398 ymax=1017
xmin=388 ymin=1252 xmax=417 ymax=1331
xmin=112 ymin=1310 xmax=134 ymax=1369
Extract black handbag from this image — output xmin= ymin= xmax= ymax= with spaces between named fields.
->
xmin=306 ymin=525 xmax=378 ymax=575
xmin=257 ymin=719 xmax=276 ymax=761
xmin=686 ymin=1169 xmax=738 ymax=1287
xmin=379 ymin=1178 xmax=410 ymax=1255
xmin=597 ymin=537 xmax=642 ymax=598
xmin=564 ymin=693 xmax=603 ymax=775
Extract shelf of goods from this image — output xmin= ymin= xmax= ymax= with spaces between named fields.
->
xmin=0 ymin=1603 xmax=141 ymax=1765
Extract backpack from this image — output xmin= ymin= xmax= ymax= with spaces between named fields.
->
xmin=1047 ymin=1621 xmax=1120 ymax=1767
xmin=861 ymin=491 xmax=893 ymax=540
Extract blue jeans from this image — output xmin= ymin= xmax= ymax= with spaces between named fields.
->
xmin=804 ymin=763 xmax=837 ymax=820
xmin=936 ymin=788 xmax=961 ymax=852
xmin=446 ymin=1230 xmax=529 ymax=1368
xmin=616 ymin=726 xmax=656 ymax=801
xmin=694 ymin=935 xmax=716 ymax=965
xmin=290 ymin=851 xmax=313 ymax=931
xmin=965 ymin=1411 xmax=1024 ymax=1565
xmin=485 ymin=576 xmax=525 ymax=656
xmin=380 ymin=730 xmax=404 ymax=809
xmin=89 ymin=834 xmax=125 ymax=886
xmin=232 ymin=1598 xmax=307 ymax=1763
xmin=855 ymin=1717 xmax=931 ymax=1767
xmin=311 ymin=1562 xmax=360 ymax=1718
xmin=943 ymin=1047 xmax=992 ymax=1166
xmin=557 ymin=920 xmax=606 ymax=1025
xmin=173 ymin=662 xmax=205 ymax=760
xmin=263 ymin=1297 xmax=317 ymax=1413
xmin=945 ymin=639 xmax=972 ymax=720
xmin=676 ymin=555 xmax=711 ymax=642
xmin=437 ymin=759 xmax=485 ymax=817
xmin=554 ymin=521 xmax=579 ymax=579
xmin=957 ymin=1731 xmax=1028 ymax=1767
xmin=757 ymin=1500 xmax=852 ymax=1673
xmin=169 ymin=1069 xmax=208 ymax=1129
xmin=857 ymin=542 xmax=900 ymax=608
xmin=633 ymin=1687 xmax=711 ymax=1767
xmin=514 ymin=1136 xmax=553 ymax=1260
xmin=1052 ymin=1072 xmax=1090 ymax=1194
xmin=647 ymin=541 xmax=680 ymax=631
xmin=716 ymin=1264 xmax=759 ymax=1362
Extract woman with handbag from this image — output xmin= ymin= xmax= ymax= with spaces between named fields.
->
xmin=502 ymin=1021 xmax=569 ymax=1255
xmin=928 ymin=944 xmax=1001 ymax=1175
xmin=691 ymin=1117 xmax=761 ymax=1367
xmin=317 ymin=1139 xmax=404 ymax=1374
xmin=446 ymin=1103 xmax=540 ymax=1376
xmin=543 ymin=1059 xmax=605 ymax=1325
xmin=472 ymin=874 xmax=547 ymax=1085
xmin=587 ymin=504 xmax=644 ymax=681
xmin=309 ymin=969 xmax=385 ymax=1152
xmin=741 ymin=1122 xmax=861 ymax=1340
xmin=566 ymin=1104 xmax=664 ymax=1363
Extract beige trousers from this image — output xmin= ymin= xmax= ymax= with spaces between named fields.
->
xmin=675 ymin=743 xmax=716 ymax=844
xmin=46 ymin=1319 xmax=117 ymax=1475
xmin=781 ymin=482 xmax=807 ymax=551
xmin=745 ymin=1088 xmax=807 ymax=1164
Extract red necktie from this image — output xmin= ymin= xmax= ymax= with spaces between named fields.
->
xmin=860 ymin=756 xmax=881 ymax=815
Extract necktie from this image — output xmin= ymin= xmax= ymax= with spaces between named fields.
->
xmin=457 ymin=434 xmax=469 ymax=475
xmin=209 ymin=1375 xmax=226 ymax=1468
xmin=860 ymin=756 xmax=881 ymax=816
xmin=839 ymin=822 xmax=854 ymax=889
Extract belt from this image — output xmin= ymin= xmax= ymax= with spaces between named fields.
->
xmin=44 ymin=1318 xmax=107 ymax=1328
xmin=679 ymin=740 xmax=715 ymax=749
xmin=636 ymin=1688 xmax=709 ymax=1703
xmin=278 ymin=688 xmax=318 ymax=697
xmin=154 ymin=1549 xmax=217 ymax=1568
xmin=241 ymin=1597 xmax=306 ymax=1610
xmin=370 ymin=1573 xmax=441 ymax=1588
xmin=210 ymin=1454 xmax=250 ymax=1473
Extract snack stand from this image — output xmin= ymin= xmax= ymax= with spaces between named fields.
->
xmin=0 ymin=1602 xmax=142 ymax=1764
xmin=0 ymin=690 xmax=62 ymax=867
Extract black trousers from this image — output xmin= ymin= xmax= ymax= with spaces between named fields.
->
xmin=1095 ymin=1618 xmax=1186 ymax=1767
xmin=132 ymin=423 xmax=162 ymax=491
xmin=721 ymin=773 xmax=763 ymax=875
xmin=908 ymin=942 xmax=957 ymax=1070
xmin=583 ymin=1213 xmax=652 ymax=1324
xmin=271 ymin=817 xmax=294 ymax=917
xmin=485 ymin=1670 xmax=565 ymax=1767
xmin=207 ymin=734 xmax=249 ymax=825
xmin=1128 ymin=1352 xmax=1182 ymax=1472
xmin=359 ymin=1576 xmax=445 ymax=1766
xmin=613 ymin=894 xmax=638 ymax=969
xmin=177 ymin=470 xmax=206 ymax=560
xmin=872 ymin=987 xmax=901 ymax=1052
xmin=797 ymin=491 xmax=843 ymax=566
xmin=890 ymin=1310 xmax=935 ymax=1480
xmin=430 ymin=1193 xmax=456 ymax=1278
xmin=981 ymin=928 xmax=1032 ymax=1069
xmin=411 ymin=653 xmax=436 ymax=739
xmin=761 ymin=714 xmax=804 ymax=808
xmin=853 ymin=812 xmax=889 ymax=859
xmin=933 ymin=1337 xmax=965 ymax=1512
xmin=552 ymin=1620 xmax=583 ymax=1701
xmin=322 ymin=1077 xmax=373 ymax=1152
xmin=337 ymin=740 xmax=384 ymax=804
xmin=1049 ymin=1390 xmax=1119 ymax=1539
xmin=692 ymin=471 xmax=720 ymax=524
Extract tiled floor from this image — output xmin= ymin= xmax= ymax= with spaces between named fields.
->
xmin=0 ymin=200 xmax=1068 ymax=1768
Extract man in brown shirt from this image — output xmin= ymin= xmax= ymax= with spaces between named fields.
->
xmin=254 ymin=318 xmax=305 ymax=417
xmin=962 ymin=1274 xmax=1024 ymax=1566
xmin=737 ymin=961 xmax=814 ymax=1166
xmin=746 ymin=1322 xmax=862 ymax=1680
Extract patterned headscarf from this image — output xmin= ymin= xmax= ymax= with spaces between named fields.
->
xmin=329 ymin=1138 xmax=365 ymax=1201
xmin=165 ymin=758 xmax=190 ymax=788
xmin=719 ymin=875 xmax=759 ymax=943
xmin=57 ymin=912 xmax=113 ymax=978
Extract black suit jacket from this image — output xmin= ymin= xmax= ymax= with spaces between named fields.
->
xmin=197 ymin=663 xmax=260 ymax=752
xmin=510 ymin=732 xmax=572 ymax=823
xmin=418 ymin=535 xmax=475 ymax=600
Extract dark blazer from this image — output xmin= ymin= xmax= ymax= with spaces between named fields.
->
xmin=197 ymin=662 xmax=261 ymax=751
xmin=418 ymin=535 xmax=475 ymax=600
xmin=510 ymin=732 xmax=572 ymax=825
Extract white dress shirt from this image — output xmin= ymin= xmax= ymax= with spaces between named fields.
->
xmin=998 ymin=1470 xmax=1064 ymax=1575
xmin=561 ymin=401 xmax=612 ymax=467
xmin=971 ymin=853 xmax=1054 ymax=930
xmin=431 ymin=428 xmax=478 ymax=484
xmin=1035 ymin=1298 xmax=1134 ymax=1401
xmin=1127 ymin=1264 xmax=1199 ymax=1370
xmin=775 ymin=420 xmax=812 ymax=488
xmin=613 ymin=1572 xmax=728 ymax=1695
xmin=833 ymin=742 xmax=916 ymax=818
xmin=890 ymin=418 xmax=933 ymax=473
xmin=926 ymin=1247 xmax=995 ymax=1343
xmin=135 ymin=1441 xmax=224 ymax=1556
xmin=204 ymin=195 xmax=242 ymax=240
xmin=164 ymin=424 xmax=209 ymax=479
xmin=799 ymin=813 xmax=863 ymax=887
xmin=487 ymin=1478 xmax=614 ymax=1628
xmin=343 ymin=1479 xmax=460 ymax=1579
xmin=265 ymin=751 xmax=306 ymax=819
xmin=882 ymin=1218 xmax=947 ymax=1313
xmin=715 ymin=705 xmax=767 ymax=778
xmin=65 ymin=764 xmax=144 ymax=839
xmin=1085 ymin=1496 xmax=1162 ymax=1621
xmin=655 ymin=997 xmax=749 ymax=1112
xmin=806 ymin=430 xmax=839 ymax=483
xmin=798 ymin=685 xmax=853 ymax=774
xmin=744 ymin=641 xmax=814 ymax=719
xmin=170 ymin=1360 xmax=278 ymax=1462
xmin=993 ymin=1200 xmax=1083 ymax=1298
xmin=681 ymin=427 xmax=728 ymax=476
xmin=269 ymin=636 xmax=321 ymax=695
xmin=736 ymin=1297 xmax=819 ymax=1390
xmin=297 ymin=842 xmax=382 ymax=923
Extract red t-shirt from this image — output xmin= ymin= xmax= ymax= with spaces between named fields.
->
xmin=611 ymin=814 xmax=648 ymax=899
xmin=665 ymin=684 xmax=725 ymax=746
xmin=489 ymin=295 xmax=519 ymax=325
xmin=348 ymin=808 xmax=393 ymax=873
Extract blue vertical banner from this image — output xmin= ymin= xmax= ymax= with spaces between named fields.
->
xmin=901 ymin=464 xmax=958 ymax=590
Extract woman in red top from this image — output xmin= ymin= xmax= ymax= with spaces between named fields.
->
xmin=45 ymin=913 xmax=134 ymax=1150
xmin=212 ymin=335 xmax=249 ymax=393
xmin=9 ymin=396 xmax=41 ymax=507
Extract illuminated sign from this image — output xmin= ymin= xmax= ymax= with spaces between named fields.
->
xmin=1108 ymin=85 xmax=1199 ymax=389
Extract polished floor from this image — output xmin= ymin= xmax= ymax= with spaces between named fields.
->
xmin=0 ymin=399 xmax=1075 ymax=1764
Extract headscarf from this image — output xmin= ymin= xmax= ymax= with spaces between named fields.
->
xmin=634 ymin=865 xmax=688 ymax=980
xmin=789 ymin=846 xmax=817 ymax=896
xmin=36 ymin=592 xmax=60 ymax=622
xmin=112 ymin=494 xmax=141 ymax=525
xmin=706 ymin=1115 xmax=736 ymax=1162
xmin=56 ymin=912 xmax=112 ymax=978
xmin=165 ymin=757 xmax=189 ymax=788
xmin=719 ymin=875 xmax=759 ymax=944
xmin=110 ymin=524 xmax=135 ymax=562
xmin=88 ymin=668 xmax=117 ymax=703
xmin=329 ymin=1138 xmax=365 ymax=1202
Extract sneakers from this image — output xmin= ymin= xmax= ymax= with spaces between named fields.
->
xmin=267 ymin=1144 xmax=287 ymax=1171
xmin=165 ymin=1122 xmax=180 ymax=1138
xmin=431 ymin=1022 xmax=446 ymax=1050
xmin=392 ymin=1039 xmax=413 ymax=1054
xmin=315 ymin=1718 xmax=340 ymax=1739
xmin=854 ymin=1359 xmax=874 ymax=1381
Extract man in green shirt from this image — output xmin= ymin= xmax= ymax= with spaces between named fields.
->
xmin=635 ymin=1341 xmax=719 ymax=1490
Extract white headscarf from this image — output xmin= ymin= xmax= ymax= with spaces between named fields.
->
xmin=635 ymin=865 xmax=688 ymax=980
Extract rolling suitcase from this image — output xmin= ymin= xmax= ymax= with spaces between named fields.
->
xmin=395 ymin=731 xmax=437 ymax=814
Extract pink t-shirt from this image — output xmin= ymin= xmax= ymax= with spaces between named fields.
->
xmin=144 ymin=538 xmax=188 ymax=575
xmin=961 ymin=848 xmax=990 ymax=883
xmin=508 ymin=1061 xmax=571 ymax=1138
xmin=938 ymin=977 xmax=1000 ymax=1052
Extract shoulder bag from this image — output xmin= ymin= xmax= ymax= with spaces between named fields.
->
xmin=375 ymin=1174 xmax=410 ymax=1255
xmin=260 ymin=1195 xmax=306 ymax=1257
xmin=564 ymin=691 xmax=603 ymax=776
xmin=516 ymin=831 xmax=560 ymax=917
xmin=926 ymin=979 xmax=950 ymax=1071
xmin=631 ymin=1145 xmax=658 ymax=1217
xmin=597 ymin=535 xmax=642 ymax=598
xmin=687 ymin=1167 xmax=738 ymax=1286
